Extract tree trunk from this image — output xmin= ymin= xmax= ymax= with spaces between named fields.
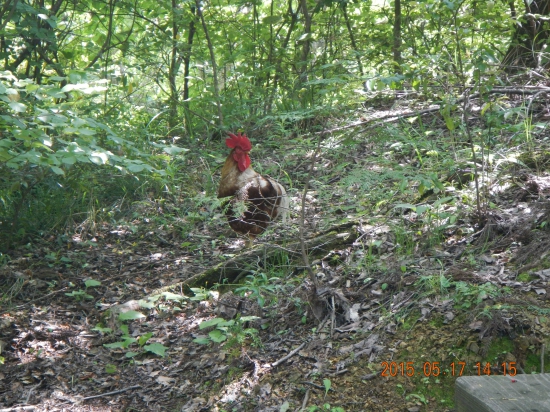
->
xmin=196 ymin=0 xmax=224 ymax=128
xmin=182 ymin=6 xmax=196 ymax=137
xmin=393 ymin=0 xmax=402 ymax=72
xmin=502 ymin=0 xmax=550 ymax=70
xmin=341 ymin=3 xmax=363 ymax=76
xmin=298 ymin=0 xmax=312 ymax=88
xmin=168 ymin=0 xmax=183 ymax=136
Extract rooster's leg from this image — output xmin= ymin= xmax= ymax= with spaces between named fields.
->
xmin=246 ymin=235 xmax=255 ymax=248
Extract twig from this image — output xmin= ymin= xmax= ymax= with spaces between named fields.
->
xmin=0 ymin=406 xmax=37 ymax=412
xmin=300 ymin=388 xmax=310 ymax=411
xmin=24 ymin=381 xmax=42 ymax=404
xmin=542 ymin=344 xmax=545 ymax=374
xmin=7 ymin=288 xmax=69 ymax=313
xmin=83 ymin=385 xmax=141 ymax=401
xmin=318 ymin=86 xmax=550 ymax=135
xmin=330 ymin=295 xmax=335 ymax=338
xmin=271 ymin=342 xmax=306 ymax=367
xmin=327 ymin=368 xmax=348 ymax=376
xmin=301 ymin=381 xmax=336 ymax=391
xmin=299 ymin=136 xmax=323 ymax=288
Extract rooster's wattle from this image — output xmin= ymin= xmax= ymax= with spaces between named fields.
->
xmin=218 ymin=132 xmax=289 ymax=246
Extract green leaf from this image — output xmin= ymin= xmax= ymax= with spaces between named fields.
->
xmin=85 ymin=279 xmax=101 ymax=287
xmin=92 ymin=325 xmax=112 ymax=334
xmin=279 ymin=401 xmax=290 ymax=412
xmin=118 ymin=310 xmax=146 ymax=321
xmin=239 ymin=316 xmax=260 ymax=322
xmin=127 ymin=163 xmax=145 ymax=172
xmin=9 ymin=102 xmax=26 ymax=112
xmin=90 ymin=152 xmax=108 ymax=165
xmin=162 ymin=292 xmax=184 ymax=301
xmin=103 ymin=337 xmax=136 ymax=349
xmin=193 ymin=337 xmax=211 ymax=345
xmin=393 ymin=203 xmax=416 ymax=211
xmin=105 ymin=364 xmax=117 ymax=374
xmin=144 ymin=343 xmax=168 ymax=357
xmin=323 ymin=378 xmax=331 ymax=396
xmin=199 ymin=318 xmax=225 ymax=329
xmin=297 ymin=33 xmax=313 ymax=42
xmin=139 ymin=299 xmax=156 ymax=309
xmin=162 ymin=145 xmax=189 ymax=155
xmin=432 ymin=196 xmax=455 ymax=208
xmin=138 ymin=332 xmax=153 ymax=346
xmin=45 ymin=88 xmax=66 ymax=98
xmin=416 ymin=205 xmax=430 ymax=215
xmin=262 ymin=15 xmax=282 ymax=24
xmin=444 ymin=116 xmax=455 ymax=131
xmin=61 ymin=155 xmax=77 ymax=165
xmin=208 ymin=329 xmax=227 ymax=343
xmin=50 ymin=166 xmax=64 ymax=175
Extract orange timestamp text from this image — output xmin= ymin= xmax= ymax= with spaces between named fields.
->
xmin=380 ymin=361 xmax=517 ymax=377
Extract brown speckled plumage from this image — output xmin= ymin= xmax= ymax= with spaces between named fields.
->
xmin=218 ymin=133 xmax=288 ymax=245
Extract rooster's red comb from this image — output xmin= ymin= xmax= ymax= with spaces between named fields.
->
xmin=226 ymin=132 xmax=252 ymax=151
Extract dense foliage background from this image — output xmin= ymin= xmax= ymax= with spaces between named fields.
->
xmin=0 ymin=0 xmax=547 ymax=247
xmin=4 ymin=1 xmax=550 ymax=410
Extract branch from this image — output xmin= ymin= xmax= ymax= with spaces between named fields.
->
xmin=83 ymin=385 xmax=142 ymax=401
xmin=319 ymin=86 xmax=550 ymax=135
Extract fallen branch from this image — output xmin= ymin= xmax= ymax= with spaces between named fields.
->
xmin=0 ymin=406 xmax=37 ymax=412
xmin=83 ymin=385 xmax=141 ymax=401
xmin=319 ymin=86 xmax=550 ymax=135
xmin=149 ymin=221 xmax=358 ymax=292
xmin=271 ymin=342 xmax=306 ymax=367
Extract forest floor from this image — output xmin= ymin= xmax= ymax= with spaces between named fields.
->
xmin=2 ymin=95 xmax=550 ymax=412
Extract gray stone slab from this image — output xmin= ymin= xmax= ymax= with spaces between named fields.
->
xmin=455 ymin=374 xmax=550 ymax=412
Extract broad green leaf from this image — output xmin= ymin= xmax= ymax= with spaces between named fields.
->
xmin=162 ymin=292 xmax=184 ymax=301
xmin=127 ymin=163 xmax=145 ymax=172
xmin=138 ymin=332 xmax=153 ymax=346
xmin=208 ymin=329 xmax=227 ymax=343
xmin=297 ymin=33 xmax=313 ymax=42
xmin=239 ymin=316 xmax=260 ymax=322
xmin=103 ymin=342 xmax=126 ymax=349
xmin=105 ymin=364 xmax=117 ymax=373
xmin=144 ymin=343 xmax=168 ymax=357
xmin=90 ymin=152 xmax=108 ymax=165
xmin=61 ymin=155 xmax=77 ymax=165
xmin=279 ymin=401 xmax=290 ymax=412
xmin=139 ymin=299 xmax=156 ymax=309
xmin=162 ymin=145 xmax=189 ymax=155
xmin=432 ymin=196 xmax=455 ymax=208
xmin=45 ymin=88 xmax=66 ymax=98
xmin=393 ymin=203 xmax=416 ymax=211
xmin=9 ymin=102 xmax=26 ymax=112
xmin=193 ymin=337 xmax=211 ymax=345
xmin=92 ymin=325 xmax=112 ymax=334
xmin=104 ymin=337 xmax=136 ymax=349
xmin=262 ymin=15 xmax=282 ymax=24
xmin=416 ymin=205 xmax=430 ymax=215
xmin=118 ymin=310 xmax=145 ymax=321
xmin=199 ymin=318 xmax=225 ymax=329
xmin=85 ymin=279 xmax=101 ymax=287
xmin=78 ymin=128 xmax=96 ymax=136
xmin=50 ymin=166 xmax=64 ymax=175
xmin=323 ymin=378 xmax=331 ymax=395
xmin=444 ymin=116 xmax=455 ymax=131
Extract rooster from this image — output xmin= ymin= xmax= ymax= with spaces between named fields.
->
xmin=218 ymin=132 xmax=289 ymax=247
